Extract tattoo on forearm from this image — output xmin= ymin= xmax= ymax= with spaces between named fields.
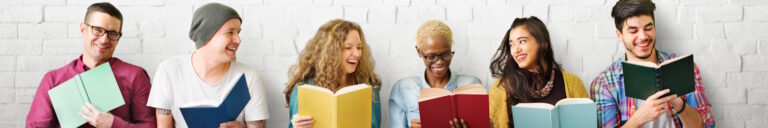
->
xmin=157 ymin=109 xmax=171 ymax=115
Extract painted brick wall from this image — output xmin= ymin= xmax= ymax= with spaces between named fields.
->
xmin=1 ymin=0 xmax=767 ymax=127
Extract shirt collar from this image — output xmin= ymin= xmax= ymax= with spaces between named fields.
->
xmin=75 ymin=54 xmax=116 ymax=72
xmin=419 ymin=69 xmax=458 ymax=91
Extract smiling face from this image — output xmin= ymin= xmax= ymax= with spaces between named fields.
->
xmin=198 ymin=18 xmax=242 ymax=62
xmin=419 ymin=37 xmax=452 ymax=78
xmin=617 ymin=15 xmax=656 ymax=60
xmin=342 ymin=30 xmax=362 ymax=74
xmin=81 ymin=12 xmax=121 ymax=63
xmin=509 ymin=25 xmax=540 ymax=72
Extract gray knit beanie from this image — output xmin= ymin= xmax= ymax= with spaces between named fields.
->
xmin=189 ymin=3 xmax=241 ymax=49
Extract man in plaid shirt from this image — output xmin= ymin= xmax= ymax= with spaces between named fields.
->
xmin=589 ymin=0 xmax=715 ymax=128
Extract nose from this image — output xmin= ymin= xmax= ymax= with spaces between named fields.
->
xmin=637 ymin=30 xmax=651 ymax=42
xmin=233 ymin=32 xmax=241 ymax=45
xmin=96 ymin=34 xmax=109 ymax=44
xmin=352 ymin=47 xmax=361 ymax=58
xmin=513 ymin=44 xmax=522 ymax=54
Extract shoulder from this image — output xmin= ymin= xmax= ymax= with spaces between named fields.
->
xmin=42 ymin=59 xmax=80 ymax=86
xmin=231 ymin=61 xmax=261 ymax=78
xmin=592 ymin=59 xmax=623 ymax=84
xmin=560 ymin=70 xmax=583 ymax=84
xmin=392 ymin=76 xmax=422 ymax=89
xmin=110 ymin=58 xmax=148 ymax=75
xmin=153 ymin=55 xmax=191 ymax=75
xmin=454 ymin=73 xmax=482 ymax=84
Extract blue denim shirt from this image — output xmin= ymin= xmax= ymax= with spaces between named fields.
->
xmin=388 ymin=70 xmax=483 ymax=128
xmin=288 ymin=78 xmax=381 ymax=128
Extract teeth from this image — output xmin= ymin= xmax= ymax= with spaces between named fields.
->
xmin=636 ymin=42 xmax=649 ymax=47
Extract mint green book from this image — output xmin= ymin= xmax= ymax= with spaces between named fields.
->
xmin=48 ymin=62 xmax=125 ymax=128
xmin=512 ymin=98 xmax=597 ymax=128
xmin=622 ymin=54 xmax=695 ymax=100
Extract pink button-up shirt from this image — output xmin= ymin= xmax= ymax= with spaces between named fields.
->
xmin=26 ymin=55 xmax=156 ymax=128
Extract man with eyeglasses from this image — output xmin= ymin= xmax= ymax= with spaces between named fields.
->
xmin=388 ymin=20 xmax=482 ymax=128
xmin=26 ymin=2 xmax=156 ymax=128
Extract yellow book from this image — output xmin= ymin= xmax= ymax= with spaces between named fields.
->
xmin=298 ymin=84 xmax=372 ymax=128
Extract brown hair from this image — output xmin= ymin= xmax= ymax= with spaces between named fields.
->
xmin=84 ymin=2 xmax=123 ymax=30
xmin=489 ymin=16 xmax=561 ymax=104
xmin=611 ymin=0 xmax=656 ymax=32
xmin=284 ymin=19 xmax=381 ymax=105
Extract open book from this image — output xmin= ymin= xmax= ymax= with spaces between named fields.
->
xmin=48 ymin=62 xmax=125 ymax=128
xmin=512 ymin=98 xmax=597 ymax=128
xmin=417 ymin=84 xmax=489 ymax=128
xmin=179 ymin=73 xmax=250 ymax=128
xmin=623 ymin=54 xmax=695 ymax=99
xmin=298 ymin=84 xmax=372 ymax=128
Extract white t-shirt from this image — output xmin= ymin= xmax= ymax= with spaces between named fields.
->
xmin=146 ymin=54 xmax=269 ymax=128
xmin=636 ymin=99 xmax=675 ymax=128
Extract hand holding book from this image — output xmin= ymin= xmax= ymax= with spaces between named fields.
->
xmin=622 ymin=89 xmax=678 ymax=127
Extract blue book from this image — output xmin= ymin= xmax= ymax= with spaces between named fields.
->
xmin=512 ymin=98 xmax=597 ymax=128
xmin=180 ymin=74 xmax=250 ymax=128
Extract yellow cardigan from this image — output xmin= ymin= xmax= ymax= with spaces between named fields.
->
xmin=488 ymin=70 xmax=589 ymax=128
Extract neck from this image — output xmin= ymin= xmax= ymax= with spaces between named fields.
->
xmin=82 ymin=55 xmax=107 ymax=69
xmin=340 ymin=74 xmax=354 ymax=86
xmin=425 ymin=70 xmax=450 ymax=88
xmin=526 ymin=60 xmax=549 ymax=74
xmin=191 ymin=52 xmax=230 ymax=84
xmin=626 ymin=50 xmax=658 ymax=64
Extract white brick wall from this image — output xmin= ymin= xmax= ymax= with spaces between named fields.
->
xmin=1 ymin=0 xmax=767 ymax=127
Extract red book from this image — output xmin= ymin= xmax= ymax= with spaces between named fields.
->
xmin=418 ymin=84 xmax=489 ymax=128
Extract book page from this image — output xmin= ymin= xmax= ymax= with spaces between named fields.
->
xmin=659 ymin=54 xmax=692 ymax=66
xmin=300 ymin=84 xmax=334 ymax=94
xmin=624 ymin=60 xmax=660 ymax=68
xmin=454 ymin=84 xmax=487 ymax=94
xmin=336 ymin=84 xmax=370 ymax=96
xmin=554 ymin=98 xmax=593 ymax=107
xmin=515 ymin=103 xmax=555 ymax=109
xmin=418 ymin=88 xmax=453 ymax=102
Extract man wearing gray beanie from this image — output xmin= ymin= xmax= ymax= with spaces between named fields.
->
xmin=147 ymin=3 xmax=270 ymax=128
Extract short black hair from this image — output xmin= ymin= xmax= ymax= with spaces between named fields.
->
xmin=83 ymin=2 xmax=123 ymax=30
xmin=611 ymin=0 xmax=656 ymax=32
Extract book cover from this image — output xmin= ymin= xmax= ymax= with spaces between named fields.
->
xmin=623 ymin=54 xmax=695 ymax=99
xmin=512 ymin=98 xmax=597 ymax=128
xmin=180 ymin=73 xmax=251 ymax=128
xmin=48 ymin=62 xmax=125 ymax=128
xmin=418 ymin=84 xmax=489 ymax=128
xmin=298 ymin=84 xmax=372 ymax=128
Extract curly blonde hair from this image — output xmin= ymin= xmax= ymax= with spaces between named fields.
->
xmin=284 ymin=19 xmax=381 ymax=105
xmin=416 ymin=20 xmax=453 ymax=50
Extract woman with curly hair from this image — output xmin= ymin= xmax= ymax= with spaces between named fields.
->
xmin=285 ymin=19 xmax=382 ymax=128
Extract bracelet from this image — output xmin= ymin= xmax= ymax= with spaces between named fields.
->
xmin=675 ymin=104 xmax=686 ymax=114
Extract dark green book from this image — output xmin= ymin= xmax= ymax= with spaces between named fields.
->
xmin=622 ymin=54 xmax=695 ymax=100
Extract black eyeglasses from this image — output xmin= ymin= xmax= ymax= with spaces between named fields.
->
xmin=84 ymin=23 xmax=122 ymax=40
xmin=420 ymin=51 xmax=455 ymax=62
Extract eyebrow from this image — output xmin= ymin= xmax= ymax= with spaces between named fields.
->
xmin=644 ymin=22 xmax=654 ymax=28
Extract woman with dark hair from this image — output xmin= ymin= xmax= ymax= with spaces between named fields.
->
xmin=487 ymin=16 xmax=589 ymax=128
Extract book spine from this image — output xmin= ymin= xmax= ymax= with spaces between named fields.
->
xmin=76 ymin=75 xmax=91 ymax=103
xmin=655 ymin=69 xmax=662 ymax=91
xmin=332 ymin=95 xmax=339 ymax=127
